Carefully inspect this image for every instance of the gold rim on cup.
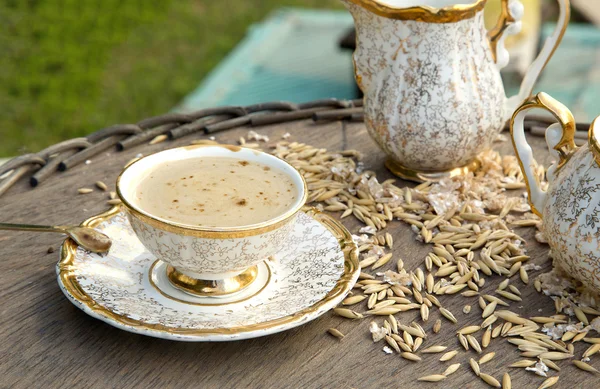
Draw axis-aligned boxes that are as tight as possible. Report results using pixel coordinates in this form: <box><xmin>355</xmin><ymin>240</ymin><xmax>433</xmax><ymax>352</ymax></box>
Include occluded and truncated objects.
<box><xmin>116</xmin><ymin>144</ymin><xmax>309</xmax><ymax>239</ymax></box>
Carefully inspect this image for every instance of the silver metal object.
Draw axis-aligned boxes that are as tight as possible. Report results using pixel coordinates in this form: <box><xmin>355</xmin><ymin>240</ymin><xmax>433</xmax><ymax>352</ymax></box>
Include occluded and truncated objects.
<box><xmin>0</xmin><ymin>222</ymin><xmax>111</xmax><ymax>253</ymax></box>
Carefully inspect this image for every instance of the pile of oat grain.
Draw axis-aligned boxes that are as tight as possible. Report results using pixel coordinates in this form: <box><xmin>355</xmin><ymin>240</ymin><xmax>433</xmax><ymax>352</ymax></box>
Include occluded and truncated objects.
<box><xmin>267</xmin><ymin>137</ymin><xmax>600</xmax><ymax>387</ymax></box>
<box><xmin>98</xmin><ymin>133</ymin><xmax>600</xmax><ymax>387</ymax></box>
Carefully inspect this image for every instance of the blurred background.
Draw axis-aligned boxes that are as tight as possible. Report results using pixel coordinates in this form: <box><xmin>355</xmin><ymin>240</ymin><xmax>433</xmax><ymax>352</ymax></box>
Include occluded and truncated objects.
<box><xmin>1</xmin><ymin>0</ymin><xmax>598</xmax><ymax>159</ymax></box>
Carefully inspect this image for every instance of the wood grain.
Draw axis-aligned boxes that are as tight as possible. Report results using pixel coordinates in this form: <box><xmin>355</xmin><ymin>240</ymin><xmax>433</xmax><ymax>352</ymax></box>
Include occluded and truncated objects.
<box><xmin>0</xmin><ymin>120</ymin><xmax>592</xmax><ymax>388</ymax></box>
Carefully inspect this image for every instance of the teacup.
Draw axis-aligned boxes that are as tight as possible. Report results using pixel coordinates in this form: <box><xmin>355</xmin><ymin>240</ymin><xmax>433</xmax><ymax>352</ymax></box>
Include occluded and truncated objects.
<box><xmin>116</xmin><ymin>145</ymin><xmax>308</xmax><ymax>296</ymax></box>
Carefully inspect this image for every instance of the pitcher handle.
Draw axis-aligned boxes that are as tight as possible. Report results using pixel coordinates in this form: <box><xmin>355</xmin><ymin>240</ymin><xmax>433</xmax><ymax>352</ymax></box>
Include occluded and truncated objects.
<box><xmin>510</xmin><ymin>92</ymin><xmax>576</xmax><ymax>216</ymax></box>
<box><xmin>488</xmin><ymin>0</ymin><xmax>522</xmax><ymax>66</ymax></box>
<box><xmin>488</xmin><ymin>0</ymin><xmax>570</xmax><ymax>112</ymax></box>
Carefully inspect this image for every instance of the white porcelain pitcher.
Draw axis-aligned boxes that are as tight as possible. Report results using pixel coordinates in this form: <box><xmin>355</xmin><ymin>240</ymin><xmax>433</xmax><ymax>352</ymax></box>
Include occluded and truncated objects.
<box><xmin>511</xmin><ymin>93</ymin><xmax>600</xmax><ymax>295</ymax></box>
<box><xmin>342</xmin><ymin>0</ymin><xmax>570</xmax><ymax>182</ymax></box>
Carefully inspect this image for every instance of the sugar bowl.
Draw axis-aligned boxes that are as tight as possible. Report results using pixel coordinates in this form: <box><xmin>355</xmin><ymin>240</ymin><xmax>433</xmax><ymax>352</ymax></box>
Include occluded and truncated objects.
<box><xmin>511</xmin><ymin>92</ymin><xmax>600</xmax><ymax>294</ymax></box>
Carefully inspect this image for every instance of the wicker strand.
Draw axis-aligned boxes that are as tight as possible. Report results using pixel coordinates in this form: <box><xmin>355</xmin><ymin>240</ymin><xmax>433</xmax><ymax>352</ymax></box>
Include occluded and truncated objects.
<box><xmin>0</xmin><ymin>98</ymin><xmax>591</xmax><ymax>197</ymax></box>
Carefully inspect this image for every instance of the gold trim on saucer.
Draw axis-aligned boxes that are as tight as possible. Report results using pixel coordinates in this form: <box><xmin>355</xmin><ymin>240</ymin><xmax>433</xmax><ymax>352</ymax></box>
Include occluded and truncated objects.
<box><xmin>385</xmin><ymin>158</ymin><xmax>481</xmax><ymax>183</ymax></box>
<box><xmin>166</xmin><ymin>264</ymin><xmax>259</xmax><ymax>297</ymax></box>
<box><xmin>344</xmin><ymin>0</ymin><xmax>486</xmax><ymax>23</ymax></box>
<box><xmin>116</xmin><ymin>144</ymin><xmax>309</xmax><ymax>239</ymax></box>
<box><xmin>57</xmin><ymin>205</ymin><xmax>360</xmax><ymax>337</ymax></box>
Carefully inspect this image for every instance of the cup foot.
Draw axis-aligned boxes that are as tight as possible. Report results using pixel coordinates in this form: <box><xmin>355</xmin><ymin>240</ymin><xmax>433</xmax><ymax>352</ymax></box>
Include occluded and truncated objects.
<box><xmin>166</xmin><ymin>265</ymin><xmax>259</xmax><ymax>297</ymax></box>
<box><xmin>385</xmin><ymin>158</ymin><xmax>481</xmax><ymax>183</ymax></box>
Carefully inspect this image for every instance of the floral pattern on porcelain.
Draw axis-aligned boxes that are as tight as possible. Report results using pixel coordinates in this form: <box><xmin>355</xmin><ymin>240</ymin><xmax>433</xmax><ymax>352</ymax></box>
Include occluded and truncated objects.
<box><xmin>543</xmin><ymin>147</ymin><xmax>600</xmax><ymax>294</ymax></box>
<box><xmin>346</xmin><ymin>2</ymin><xmax>506</xmax><ymax>171</ymax></box>
<box><xmin>57</xmin><ymin>209</ymin><xmax>358</xmax><ymax>341</ymax></box>
<box><xmin>342</xmin><ymin>0</ymin><xmax>570</xmax><ymax>175</ymax></box>
<box><xmin>127</xmin><ymin>210</ymin><xmax>297</xmax><ymax>277</ymax></box>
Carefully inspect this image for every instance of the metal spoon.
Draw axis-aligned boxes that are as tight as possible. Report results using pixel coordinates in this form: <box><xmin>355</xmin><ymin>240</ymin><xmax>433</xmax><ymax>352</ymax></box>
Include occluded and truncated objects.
<box><xmin>0</xmin><ymin>222</ymin><xmax>112</xmax><ymax>253</ymax></box>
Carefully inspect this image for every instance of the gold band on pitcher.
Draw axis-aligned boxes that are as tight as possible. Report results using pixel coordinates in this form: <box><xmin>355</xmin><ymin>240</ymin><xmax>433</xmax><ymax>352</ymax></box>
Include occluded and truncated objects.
<box><xmin>344</xmin><ymin>0</ymin><xmax>486</xmax><ymax>23</ymax></box>
<box><xmin>385</xmin><ymin>158</ymin><xmax>481</xmax><ymax>183</ymax></box>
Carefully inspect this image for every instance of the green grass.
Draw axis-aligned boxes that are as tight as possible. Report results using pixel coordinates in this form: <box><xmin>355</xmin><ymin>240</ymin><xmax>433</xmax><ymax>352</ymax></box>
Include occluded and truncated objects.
<box><xmin>0</xmin><ymin>0</ymin><xmax>340</xmax><ymax>157</ymax></box>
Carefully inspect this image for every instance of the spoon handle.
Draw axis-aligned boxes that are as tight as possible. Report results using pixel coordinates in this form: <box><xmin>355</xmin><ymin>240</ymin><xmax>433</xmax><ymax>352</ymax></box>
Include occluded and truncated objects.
<box><xmin>0</xmin><ymin>222</ymin><xmax>65</xmax><ymax>233</ymax></box>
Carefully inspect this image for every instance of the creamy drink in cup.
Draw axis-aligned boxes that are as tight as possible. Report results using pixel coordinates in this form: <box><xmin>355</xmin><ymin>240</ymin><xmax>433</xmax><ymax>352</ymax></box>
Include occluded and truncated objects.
<box><xmin>117</xmin><ymin>145</ymin><xmax>308</xmax><ymax>296</ymax></box>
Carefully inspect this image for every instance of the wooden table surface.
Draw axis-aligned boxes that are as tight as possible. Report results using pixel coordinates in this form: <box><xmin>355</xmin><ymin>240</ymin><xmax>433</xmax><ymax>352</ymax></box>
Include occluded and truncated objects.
<box><xmin>0</xmin><ymin>119</ymin><xmax>593</xmax><ymax>388</ymax></box>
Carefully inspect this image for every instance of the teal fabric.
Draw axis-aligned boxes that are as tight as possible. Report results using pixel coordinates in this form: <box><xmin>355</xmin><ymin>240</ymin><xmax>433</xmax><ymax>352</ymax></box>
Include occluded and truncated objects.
<box><xmin>534</xmin><ymin>23</ymin><xmax>600</xmax><ymax>122</ymax></box>
<box><xmin>178</xmin><ymin>8</ymin><xmax>355</xmax><ymax>111</ymax></box>
<box><xmin>180</xmin><ymin>9</ymin><xmax>600</xmax><ymax>122</ymax></box>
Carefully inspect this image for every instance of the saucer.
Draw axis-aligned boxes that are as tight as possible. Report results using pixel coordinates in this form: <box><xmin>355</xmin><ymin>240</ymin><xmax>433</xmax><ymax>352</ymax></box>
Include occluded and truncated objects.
<box><xmin>57</xmin><ymin>206</ymin><xmax>359</xmax><ymax>341</ymax></box>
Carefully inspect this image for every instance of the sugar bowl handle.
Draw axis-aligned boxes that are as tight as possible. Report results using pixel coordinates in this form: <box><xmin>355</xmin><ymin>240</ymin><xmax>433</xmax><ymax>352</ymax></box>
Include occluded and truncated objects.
<box><xmin>510</xmin><ymin>92</ymin><xmax>577</xmax><ymax>217</ymax></box>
